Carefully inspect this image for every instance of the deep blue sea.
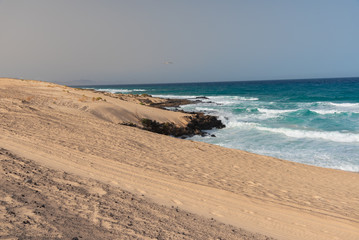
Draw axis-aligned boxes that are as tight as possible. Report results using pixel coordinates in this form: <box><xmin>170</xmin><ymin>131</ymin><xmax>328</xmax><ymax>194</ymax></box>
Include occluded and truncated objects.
<box><xmin>82</xmin><ymin>78</ymin><xmax>359</xmax><ymax>172</ymax></box>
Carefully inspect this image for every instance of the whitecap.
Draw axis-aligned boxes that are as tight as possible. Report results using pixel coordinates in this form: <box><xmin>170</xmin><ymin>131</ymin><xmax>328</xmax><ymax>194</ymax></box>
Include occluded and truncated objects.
<box><xmin>152</xmin><ymin>94</ymin><xmax>199</xmax><ymax>99</ymax></box>
<box><xmin>257</xmin><ymin>108</ymin><xmax>297</xmax><ymax>114</ymax></box>
<box><xmin>195</xmin><ymin>107</ymin><xmax>217</xmax><ymax>112</ymax></box>
<box><xmin>92</xmin><ymin>88</ymin><xmax>147</xmax><ymax>93</ymax></box>
<box><xmin>329</xmin><ymin>102</ymin><xmax>359</xmax><ymax>107</ymax></box>
<box><xmin>208</xmin><ymin>96</ymin><xmax>259</xmax><ymax>101</ymax></box>
<box><xmin>256</xmin><ymin>127</ymin><xmax>359</xmax><ymax>143</ymax></box>
<box><xmin>310</xmin><ymin>109</ymin><xmax>345</xmax><ymax>114</ymax></box>
<box><xmin>93</xmin><ymin>88</ymin><xmax>126</xmax><ymax>93</ymax></box>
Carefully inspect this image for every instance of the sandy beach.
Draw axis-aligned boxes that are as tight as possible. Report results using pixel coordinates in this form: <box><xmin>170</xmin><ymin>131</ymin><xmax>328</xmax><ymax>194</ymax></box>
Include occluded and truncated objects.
<box><xmin>1</xmin><ymin>78</ymin><xmax>358</xmax><ymax>240</ymax></box>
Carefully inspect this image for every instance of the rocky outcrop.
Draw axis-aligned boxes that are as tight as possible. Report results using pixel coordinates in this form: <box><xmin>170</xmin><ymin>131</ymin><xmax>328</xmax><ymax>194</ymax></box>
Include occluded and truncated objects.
<box><xmin>186</xmin><ymin>113</ymin><xmax>225</xmax><ymax>132</ymax></box>
<box><xmin>96</xmin><ymin>91</ymin><xmax>226</xmax><ymax>137</ymax></box>
<box><xmin>138</xmin><ymin>113</ymin><xmax>225</xmax><ymax>138</ymax></box>
<box><xmin>148</xmin><ymin>98</ymin><xmax>197</xmax><ymax>109</ymax></box>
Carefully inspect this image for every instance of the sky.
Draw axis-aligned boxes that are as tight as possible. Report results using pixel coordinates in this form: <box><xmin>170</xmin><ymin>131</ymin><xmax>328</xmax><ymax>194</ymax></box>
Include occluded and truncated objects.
<box><xmin>1</xmin><ymin>0</ymin><xmax>359</xmax><ymax>85</ymax></box>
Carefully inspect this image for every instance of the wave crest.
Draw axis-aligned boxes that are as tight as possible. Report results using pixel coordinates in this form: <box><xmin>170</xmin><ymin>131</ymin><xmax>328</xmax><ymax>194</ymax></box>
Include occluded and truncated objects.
<box><xmin>329</xmin><ymin>102</ymin><xmax>359</xmax><ymax>107</ymax></box>
<box><xmin>256</xmin><ymin>127</ymin><xmax>359</xmax><ymax>143</ymax></box>
<box><xmin>94</xmin><ymin>88</ymin><xmax>146</xmax><ymax>93</ymax></box>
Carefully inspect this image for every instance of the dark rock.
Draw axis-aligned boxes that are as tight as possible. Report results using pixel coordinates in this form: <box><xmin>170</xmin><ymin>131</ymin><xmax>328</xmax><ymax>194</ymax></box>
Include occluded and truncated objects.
<box><xmin>113</xmin><ymin>94</ymin><xmax>226</xmax><ymax>137</ymax></box>
<box><xmin>140</xmin><ymin>113</ymin><xmax>225</xmax><ymax>138</ymax></box>
<box><xmin>148</xmin><ymin>98</ymin><xmax>196</xmax><ymax>109</ymax></box>
<box><xmin>195</xmin><ymin>96</ymin><xmax>209</xmax><ymax>99</ymax></box>
<box><xmin>120</xmin><ymin>122</ymin><xmax>137</xmax><ymax>127</ymax></box>
<box><xmin>186</xmin><ymin>113</ymin><xmax>225</xmax><ymax>131</ymax></box>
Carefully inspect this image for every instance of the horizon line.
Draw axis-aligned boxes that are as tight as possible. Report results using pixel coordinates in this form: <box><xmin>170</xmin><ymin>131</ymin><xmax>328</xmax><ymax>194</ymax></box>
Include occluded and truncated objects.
<box><xmin>70</xmin><ymin>76</ymin><xmax>359</xmax><ymax>87</ymax></box>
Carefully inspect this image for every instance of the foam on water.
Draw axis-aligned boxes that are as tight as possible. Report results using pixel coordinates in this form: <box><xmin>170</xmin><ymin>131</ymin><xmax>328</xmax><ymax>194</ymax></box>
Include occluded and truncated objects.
<box><xmin>83</xmin><ymin>79</ymin><xmax>359</xmax><ymax>172</ymax></box>
<box><xmin>89</xmin><ymin>88</ymin><xmax>146</xmax><ymax>93</ymax></box>
<box><xmin>207</xmin><ymin>96</ymin><xmax>259</xmax><ymax>102</ymax></box>
<box><xmin>179</xmin><ymin>95</ymin><xmax>359</xmax><ymax>171</ymax></box>
<box><xmin>329</xmin><ymin>102</ymin><xmax>359</xmax><ymax>107</ymax></box>
<box><xmin>257</xmin><ymin>108</ymin><xmax>297</xmax><ymax>114</ymax></box>
<box><xmin>256</xmin><ymin>127</ymin><xmax>359</xmax><ymax>143</ymax></box>
<box><xmin>310</xmin><ymin>109</ymin><xmax>342</xmax><ymax>114</ymax></box>
<box><xmin>334</xmin><ymin>165</ymin><xmax>359</xmax><ymax>172</ymax></box>
<box><xmin>153</xmin><ymin>94</ymin><xmax>200</xmax><ymax>99</ymax></box>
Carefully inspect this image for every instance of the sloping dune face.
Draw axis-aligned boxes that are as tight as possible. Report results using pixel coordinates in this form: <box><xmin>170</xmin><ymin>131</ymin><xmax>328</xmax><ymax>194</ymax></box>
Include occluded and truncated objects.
<box><xmin>0</xmin><ymin>78</ymin><xmax>358</xmax><ymax>240</ymax></box>
<box><xmin>1</xmin><ymin>148</ymin><xmax>271</xmax><ymax>240</ymax></box>
<box><xmin>0</xmin><ymin>78</ymin><xmax>190</xmax><ymax>126</ymax></box>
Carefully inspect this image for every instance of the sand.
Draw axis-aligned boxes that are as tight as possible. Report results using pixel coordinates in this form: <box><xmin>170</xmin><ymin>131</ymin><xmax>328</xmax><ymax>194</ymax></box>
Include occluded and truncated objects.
<box><xmin>0</xmin><ymin>148</ymin><xmax>269</xmax><ymax>240</ymax></box>
<box><xmin>0</xmin><ymin>78</ymin><xmax>358</xmax><ymax>240</ymax></box>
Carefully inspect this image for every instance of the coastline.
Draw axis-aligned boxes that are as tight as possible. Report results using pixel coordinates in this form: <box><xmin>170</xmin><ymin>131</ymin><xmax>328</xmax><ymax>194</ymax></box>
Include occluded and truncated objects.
<box><xmin>1</xmin><ymin>78</ymin><xmax>358</xmax><ymax>240</ymax></box>
<box><xmin>86</xmin><ymin>88</ymin><xmax>226</xmax><ymax>137</ymax></box>
<box><xmin>88</xmin><ymin>81</ymin><xmax>359</xmax><ymax>172</ymax></box>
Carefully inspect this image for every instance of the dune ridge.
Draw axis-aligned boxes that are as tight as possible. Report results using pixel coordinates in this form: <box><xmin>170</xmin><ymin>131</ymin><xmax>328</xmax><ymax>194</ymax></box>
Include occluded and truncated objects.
<box><xmin>0</xmin><ymin>78</ymin><xmax>358</xmax><ymax>240</ymax></box>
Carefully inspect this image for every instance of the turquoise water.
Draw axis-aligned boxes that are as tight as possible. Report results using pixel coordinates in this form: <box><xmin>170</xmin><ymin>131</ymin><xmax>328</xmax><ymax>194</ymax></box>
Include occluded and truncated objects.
<box><xmin>82</xmin><ymin>78</ymin><xmax>359</xmax><ymax>172</ymax></box>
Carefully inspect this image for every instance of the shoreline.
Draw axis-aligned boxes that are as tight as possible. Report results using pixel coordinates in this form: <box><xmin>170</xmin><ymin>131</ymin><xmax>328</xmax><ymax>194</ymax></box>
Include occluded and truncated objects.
<box><xmin>87</xmin><ymin>88</ymin><xmax>226</xmax><ymax>137</ymax></box>
<box><xmin>1</xmin><ymin>78</ymin><xmax>358</xmax><ymax>240</ymax></box>
<box><xmin>88</xmin><ymin>87</ymin><xmax>359</xmax><ymax>173</ymax></box>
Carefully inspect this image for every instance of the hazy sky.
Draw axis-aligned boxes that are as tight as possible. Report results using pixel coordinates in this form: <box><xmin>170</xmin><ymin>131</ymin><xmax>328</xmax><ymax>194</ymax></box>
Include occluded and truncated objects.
<box><xmin>1</xmin><ymin>1</ymin><xmax>359</xmax><ymax>85</ymax></box>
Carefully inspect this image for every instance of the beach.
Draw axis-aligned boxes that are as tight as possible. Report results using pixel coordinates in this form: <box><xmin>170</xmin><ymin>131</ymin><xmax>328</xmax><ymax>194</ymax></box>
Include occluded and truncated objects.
<box><xmin>1</xmin><ymin>78</ymin><xmax>358</xmax><ymax>239</ymax></box>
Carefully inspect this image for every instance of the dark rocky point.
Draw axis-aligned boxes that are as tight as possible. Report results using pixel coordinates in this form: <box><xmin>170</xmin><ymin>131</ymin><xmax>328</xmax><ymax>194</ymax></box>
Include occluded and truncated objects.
<box><xmin>97</xmin><ymin>91</ymin><xmax>226</xmax><ymax>138</ymax></box>
<box><xmin>194</xmin><ymin>96</ymin><xmax>209</xmax><ymax>100</ymax></box>
<box><xmin>140</xmin><ymin>112</ymin><xmax>224</xmax><ymax>138</ymax></box>
<box><xmin>149</xmin><ymin>98</ymin><xmax>197</xmax><ymax>109</ymax></box>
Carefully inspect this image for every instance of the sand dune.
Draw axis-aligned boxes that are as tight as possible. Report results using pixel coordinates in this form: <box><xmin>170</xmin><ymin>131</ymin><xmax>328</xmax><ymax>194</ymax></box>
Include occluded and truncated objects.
<box><xmin>1</xmin><ymin>78</ymin><xmax>358</xmax><ymax>240</ymax></box>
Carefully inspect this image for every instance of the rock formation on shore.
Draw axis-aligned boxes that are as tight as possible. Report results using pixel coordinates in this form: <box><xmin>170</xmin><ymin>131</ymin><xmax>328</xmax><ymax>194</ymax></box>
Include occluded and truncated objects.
<box><xmin>99</xmin><ymin>91</ymin><xmax>226</xmax><ymax>137</ymax></box>
<box><xmin>136</xmin><ymin>112</ymin><xmax>225</xmax><ymax>137</ymax></box>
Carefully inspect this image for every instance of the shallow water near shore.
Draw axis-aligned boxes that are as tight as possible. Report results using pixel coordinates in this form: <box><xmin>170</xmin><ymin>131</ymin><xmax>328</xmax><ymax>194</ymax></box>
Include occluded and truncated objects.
<box><xmin>82</xmin><ymin>77</ymin><xmax>359</xmax><ymax>172</ymax></box>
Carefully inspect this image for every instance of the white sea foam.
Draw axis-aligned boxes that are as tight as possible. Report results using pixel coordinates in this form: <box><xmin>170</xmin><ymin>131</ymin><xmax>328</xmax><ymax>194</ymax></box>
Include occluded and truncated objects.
<box><xmin>332</xmin><ymin>165</ymin><xmax>359</xmax><ymax>172</ymax></box>
<box><xmin>256</xmin><ymin>127</ymin><xmax>359</xmax><ymax>143</ymax></box>
<box><xmin>294</xmin><ymin>101</ymin><xmax>359</xmax><ymax>114</ymax></box>
<box><xmin>152</xmin><ymin>95</ymin><xmax>199</xmax><ymax>99</ymax></box>
<box><xmin>226</xmin><ymin>121</ymin><xmax>259</xmax><ymax>128</ymax></box>
<box><xmin>179</xmin><ymin>95</ymin><xmax>359</xmax><ymax>172</ymax></box>
<box><xmin>91</xmin><ymin>88</ymin><xmax>121</xmax><ymax>93</ymax></box>
<box><xmin>194</xmin><ymin>107</ymin><xmax>217</xmax><ymax>112</ymax></box>
<box><xmin>208</xmin><ymin>96</ymin><xmax>259</xmax><ymax>101</ymax></box>
<box><xmin>94</xmin><ymin>88</ymin><xmax>146</xmax><ymax>93</ymax></box>
<box><xmin>309</xmin><ymin>104</ymin><xmax>359</xmax><ymax>114</ymax></box>
<box><xmin>310</xmin><ymin>109</ymin><xmax>345</xmax><ymax>114</ymax></box>
<box><xmin>257</xmin><ymin>108</ymin><xmax>297</xmax><ymax>114</ymax></box>
<box><xmin>152</xmin><ymin>95</ymin><xmax>258</xmax><ymax>107</ymax></box>
<box><xmin>329</xmin><ymin>102</ymin><xmax>359</xmax><ymax>107</ymax></box>
<box><xmin>207</xmin><ymin>96</ymin><xmax>258</xmax><ymax>105</ymax></box>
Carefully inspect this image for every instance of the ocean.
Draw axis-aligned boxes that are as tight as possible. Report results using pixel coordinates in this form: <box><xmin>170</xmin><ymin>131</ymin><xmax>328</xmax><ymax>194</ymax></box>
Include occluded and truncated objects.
<box><xmin>81</xmin><ymin>77</ymin><xmax>359</xmax><ymax>172</ymax></box>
